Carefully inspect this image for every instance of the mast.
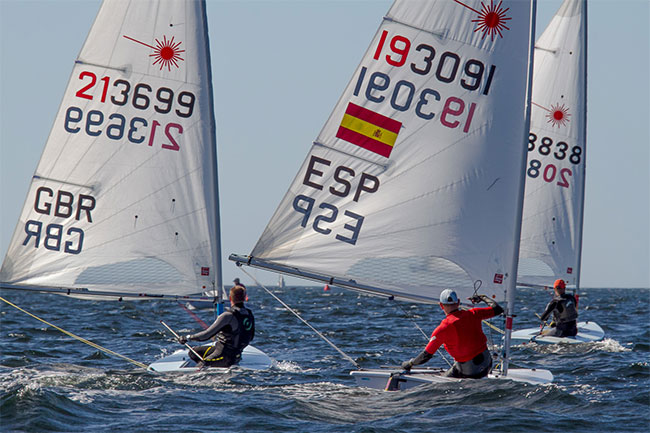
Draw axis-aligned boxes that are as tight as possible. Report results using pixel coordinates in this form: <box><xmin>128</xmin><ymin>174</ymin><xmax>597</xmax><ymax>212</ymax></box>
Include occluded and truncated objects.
<box><xmin>574</xmin><ymin>0</ymin><xmax>588</xmax><ymax>293</ymax></box>
<box><xmin>503</xmin><ymin>0</ymin><xmax>538</xmax><ymax>376</ymax></box>
<box><xmin>200</xmin><ymin>0</ymin><xmax>224</xmax><ymax>315</ymax></box>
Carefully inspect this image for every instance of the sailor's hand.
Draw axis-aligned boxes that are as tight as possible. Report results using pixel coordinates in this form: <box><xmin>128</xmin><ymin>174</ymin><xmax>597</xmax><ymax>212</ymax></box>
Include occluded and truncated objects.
<box><xmin>469</xmin><ymin>295</ymin><xmax>482</xmax><ymax>304</ymax></box>
<box><xmin>401</xmin><ymin>359</ymin><xmax>413</xmax><ymax>372</ymax></box>
<box><xmin>178</xmin><ymin>335</ymin><xmax>189</xmax><ymax>345</ymax></box>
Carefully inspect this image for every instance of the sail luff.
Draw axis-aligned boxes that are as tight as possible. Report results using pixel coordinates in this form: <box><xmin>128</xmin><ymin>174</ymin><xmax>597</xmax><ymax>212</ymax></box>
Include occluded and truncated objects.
<box><xmin>503</xmin><ymin>0</ymin><xmax>538</xmax><ymax>377</ymax></box>
<box><xmin>574</xmin><ymin>0</ymin><xmax>588</xmax><ymax>292</ymax></box>
<box><xmin>199</xmin><ymin>0</ymin><xmax>223</xmax><ymax>303</ymax></box>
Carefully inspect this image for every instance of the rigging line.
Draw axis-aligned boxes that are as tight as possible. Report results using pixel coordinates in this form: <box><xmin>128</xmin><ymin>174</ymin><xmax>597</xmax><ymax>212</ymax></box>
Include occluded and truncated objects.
<box><xmin>392</xmin><ymin>301</ymin><xmax>453</xmax><ymax>368</ymax></box>
<box><xmin>0</xmin><ymin>296</ymin><xmax>148</xmax><ymax>370</ymax></box>
<box><xmin>237</xmin><ymin>267</ymin><xmax>360</xmax><ymax>369</ymax></box>
<box><xmin>177</xmin><ymin>301</ymin><xmax>209</xmax><ymax>330</ymax></box>
<box><xmin>482</xmin><ymin>318</ymin><xmax>505</xmax><ymax>335</ymax></box>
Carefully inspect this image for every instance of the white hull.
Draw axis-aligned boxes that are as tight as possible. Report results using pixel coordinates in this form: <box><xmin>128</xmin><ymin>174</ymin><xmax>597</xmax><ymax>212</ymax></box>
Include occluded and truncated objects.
<box><xmin>511</xmin><ymin>321</ymin><xmax>604</xmax><ymax>345</ymax></box>
<box><xmin>148</xmin><ymin>344</ymin><xmax>272</xmax><ymax>373</ymax></box>
<box><xmin>350</xmin><ymin>367</ymin><xmax>553</xmax><ymax>391</ymax></box>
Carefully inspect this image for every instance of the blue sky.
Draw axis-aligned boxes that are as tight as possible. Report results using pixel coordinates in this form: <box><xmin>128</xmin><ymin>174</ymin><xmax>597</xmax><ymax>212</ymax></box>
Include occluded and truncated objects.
<box><xmin>1</xmin><ymin>0</ymin><xmax>648</xmax><ymax>288</ymax></box>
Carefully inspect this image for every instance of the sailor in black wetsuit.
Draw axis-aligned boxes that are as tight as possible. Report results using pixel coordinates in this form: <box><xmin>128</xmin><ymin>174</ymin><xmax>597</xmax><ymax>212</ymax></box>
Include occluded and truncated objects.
<box><xmin>539</xmin><ymin>279</ymin><xmax>578</xmax><ymax>337</ymax></box>
<box><xmin>179</xmin><ymin>285</ymin><xmax>255</xmax><ymax>367</ymax></box>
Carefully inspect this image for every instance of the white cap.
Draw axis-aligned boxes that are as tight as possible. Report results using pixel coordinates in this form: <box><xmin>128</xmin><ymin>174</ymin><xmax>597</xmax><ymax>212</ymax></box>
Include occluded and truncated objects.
<box><xmin>439</xmin><ymin>289</ymin><xmax>459</xmax><ymax>304</ymax></box>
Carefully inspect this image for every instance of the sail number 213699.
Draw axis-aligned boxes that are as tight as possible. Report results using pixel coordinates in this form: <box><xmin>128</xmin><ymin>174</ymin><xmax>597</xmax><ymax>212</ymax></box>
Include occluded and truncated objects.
<box><xmin>62</xmin><ymin>71</ymin><xmax>197</xmax><ymax>152</ymax></box>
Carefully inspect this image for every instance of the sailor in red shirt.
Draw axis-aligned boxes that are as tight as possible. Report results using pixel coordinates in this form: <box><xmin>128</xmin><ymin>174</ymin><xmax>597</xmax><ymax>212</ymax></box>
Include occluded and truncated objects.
<box><xmin>401</xmin><ymin>289</ymin><xmax>504</xmax><ymax>378</ymax></box>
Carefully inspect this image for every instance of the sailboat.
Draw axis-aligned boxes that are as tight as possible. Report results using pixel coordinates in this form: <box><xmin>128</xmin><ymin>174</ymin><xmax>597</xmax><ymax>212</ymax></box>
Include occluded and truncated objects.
<box><xmin>230</xmin><ymin>0</ymin><xmax>552</xmax><ymax>388</ymax></box>
<box><xmin>278</xmin><ymin>274</ymin><xmax>286</xmax><ymax>289</ymax></box>
<box><xmin>0</xmin><ymin>0</ymin><xmax>270</xmax><ymax>372</ymax></box>
<box><xmin>513</xmin><ymin>0</ymin><xmax>604</xmax><ymax>345</ymax></box>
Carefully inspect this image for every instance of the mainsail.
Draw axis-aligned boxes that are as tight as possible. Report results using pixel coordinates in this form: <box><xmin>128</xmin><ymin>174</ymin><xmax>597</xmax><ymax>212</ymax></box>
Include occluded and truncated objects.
<box><xmin>232</xmin><ymin>0</ymin><xmax>536</xmax><ymax>306</ymax></box>
<box><xmin>518</xmin><ymin>0</ymin><xmax>587</xmax><ymax>288</ymax></box>
<box><xmin>0</xmin><ymin>0</ymin><xmax>222</xmax><ymax>299</ymax></box>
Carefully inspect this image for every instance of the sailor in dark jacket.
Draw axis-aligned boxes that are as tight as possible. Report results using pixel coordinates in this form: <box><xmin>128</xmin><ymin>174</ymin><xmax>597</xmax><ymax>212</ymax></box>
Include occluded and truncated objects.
<box><xmin>179</xmin><ymin>285</ymin><xmax>255</xmax><ymax>367</ymax></box>
<box><xmin>539</xmin><ymin>279</ymin><xmax>578</xmax><ymax>337</ymax></box>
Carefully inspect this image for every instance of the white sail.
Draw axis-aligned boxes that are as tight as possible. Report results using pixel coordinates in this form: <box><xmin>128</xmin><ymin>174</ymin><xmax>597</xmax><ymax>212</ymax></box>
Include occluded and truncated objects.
<box><xmin>518</xmin><ymin>0</ymin><xmax>587</xmax><ymax>288</ymax></box>
<box><xmin>233</xmin><ymin>0</ymin><xmax>536</xmax><ymax>305</ymax></box>
<box><xmin>0</xmin><ymin>0</ymin><xmax>222</xmax><ymax>298</ymax></box>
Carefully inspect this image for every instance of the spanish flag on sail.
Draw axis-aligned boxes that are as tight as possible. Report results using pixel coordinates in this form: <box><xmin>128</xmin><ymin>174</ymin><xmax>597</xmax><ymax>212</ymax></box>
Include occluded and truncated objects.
<box><xmin>336</xmin><ymin>102</ymin><xmax>401</xmax><ymax>158</ymax></box>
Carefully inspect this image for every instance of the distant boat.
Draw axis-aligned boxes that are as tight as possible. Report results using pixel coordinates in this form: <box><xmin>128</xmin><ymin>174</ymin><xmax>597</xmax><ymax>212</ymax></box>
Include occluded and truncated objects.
<box><xmin>515</xmin><ymin>0</ymin><xmax>603</xmax><ymax>344</ymax></box>
<box><xmin>0</xmin><ymin>0</ymin><xmax>269</xmax><ymax>372</ymax></box>
<box><xmin>231</xmin><ymin>0</ymin><xmax>552</xmax><ymax>388</ymax></box>
<box><xmin>278</xmin><ymin>274</ymin><xmax>286</xmax><ymax>289</ymax></box>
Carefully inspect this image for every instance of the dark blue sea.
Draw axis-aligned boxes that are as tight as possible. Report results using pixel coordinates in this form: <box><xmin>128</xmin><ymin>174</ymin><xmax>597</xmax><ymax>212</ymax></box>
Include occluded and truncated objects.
<box><xmin>1</xmin><ymin>286</ymin><xmax>648</xmax><ymax>432</ymax></box>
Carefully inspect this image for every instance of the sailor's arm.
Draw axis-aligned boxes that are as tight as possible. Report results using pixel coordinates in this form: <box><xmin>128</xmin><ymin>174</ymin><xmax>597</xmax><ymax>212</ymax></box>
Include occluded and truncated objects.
<box><xmin>539</xmin><ymin>300</ymin><xmax>556</xmax><ymax>323</ymax></box>
<box><xmin>187</xmin><ymin>312</ymin><xmax>232</xmax><ymax>342</ymax></box>
<box><xmin>470</xmin><ymin>294</ymin><xmax>504</xmax><ymax>316</ymax></box>
<box><xmin>401</xmin><ymin>335</ymin><xmax>442</xmax><ymax>372</ymax></box>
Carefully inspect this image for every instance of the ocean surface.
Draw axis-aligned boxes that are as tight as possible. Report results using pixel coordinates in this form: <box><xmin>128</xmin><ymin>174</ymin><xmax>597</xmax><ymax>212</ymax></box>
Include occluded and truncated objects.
<box><xmin>1</xmin><ymin>286</ymin><xmax>648</xmax><ymax>432</ymax></box>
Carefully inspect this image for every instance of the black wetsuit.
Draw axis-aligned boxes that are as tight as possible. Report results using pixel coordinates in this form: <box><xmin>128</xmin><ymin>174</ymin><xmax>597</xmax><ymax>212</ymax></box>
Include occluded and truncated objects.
<box><xmin>540</xmin><ymin>293</ymin><xmax>578</xmax><ymax>337</ymax></box>
<box><xmin>187</xmin><ymin>304</ymin><xmax>255</xmax><ymax>367</ymax></box>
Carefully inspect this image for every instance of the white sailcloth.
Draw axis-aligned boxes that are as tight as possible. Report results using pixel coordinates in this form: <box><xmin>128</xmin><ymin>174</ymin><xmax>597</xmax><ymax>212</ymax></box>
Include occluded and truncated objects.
<box><xmin>0</xmin><ymin>0</ymin><xmax>222</xmax><ymax>297</ymax></box>
<box><xmin>236</xmin><ymin>0</ymin><xmax>536</xmax><ymax>304</ymax></box>
<box><xmin>518</xmin><ymin>0</ymin><xmax>587</xmax><ymax>288</ymax></box>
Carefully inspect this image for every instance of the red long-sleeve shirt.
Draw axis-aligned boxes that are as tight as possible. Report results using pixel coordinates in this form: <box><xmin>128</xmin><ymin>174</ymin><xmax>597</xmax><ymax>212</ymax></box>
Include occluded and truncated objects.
<box><xmin>425</xmin><ymin>307</ymin><xmax>497</xmax><ymax>363</ymax></box>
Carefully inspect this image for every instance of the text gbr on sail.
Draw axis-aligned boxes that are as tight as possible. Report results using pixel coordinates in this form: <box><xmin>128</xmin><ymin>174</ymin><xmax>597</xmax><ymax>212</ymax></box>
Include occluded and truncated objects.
<box><xmin>22</xmin><ymin>187</ymin><xmax>96</xmax><ymax>255</ymax></box>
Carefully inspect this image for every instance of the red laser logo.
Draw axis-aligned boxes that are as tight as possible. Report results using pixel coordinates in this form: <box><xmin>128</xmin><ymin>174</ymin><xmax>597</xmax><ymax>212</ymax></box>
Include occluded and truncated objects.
<box><xmin>534</xmin><ymin>102</ymin><xmax>571</xmax><ymax>128</ymax></box>
<box><xmin>123</xmin><ymin>35</ymin><xmax>185</xmax><ymax>71</ymax></box>
<box><xmin>454</xmin><ymin>0</ymin><xmax>512</xmax><ymax>40</ymax></box>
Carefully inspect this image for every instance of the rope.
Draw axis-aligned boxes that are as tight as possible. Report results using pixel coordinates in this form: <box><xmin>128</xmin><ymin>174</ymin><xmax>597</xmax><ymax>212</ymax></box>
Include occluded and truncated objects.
<box><xmin>238</xmin><ymin>267</ymin><xmax>360</xmax><ymax>369</ymax></box>
<box><xmin>0</xmin><ymin>295</ymin><xmax>148</xmax><ymax>370</ymax></box>
<box><xmin>482</xmin><ymin>318</ymin><xmax>505</xmax><ymax>335</ymax></box>
<box><xmin>392</xmin><ymin>301</ymin><xmax>453</xmax><ymax>368</ymax></box>
<box><xmin>177</xmin><ymin>301</ymin><xmax>209</xmax><ymax>330</ymax></box>
<box><xmin>393</xmin><ymin>302</ymin><xmax>429</xmax><ymax>340</ymax></box>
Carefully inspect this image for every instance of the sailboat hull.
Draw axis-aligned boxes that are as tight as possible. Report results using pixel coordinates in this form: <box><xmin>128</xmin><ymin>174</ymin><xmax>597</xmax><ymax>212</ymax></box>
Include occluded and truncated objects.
<box><xmin>148</xmin><ymin>344</ymin><xmax>272</xmax><ymax>373</ymax></box>
<box><xmin>511</xmin><ymin>321</ymin><xmax>604</xmax><ymax>345</ymax></box>
<box><xmin>350</xmin><ymin>367</ymin><xmax>553</xmax><ymax>390</ymax></box>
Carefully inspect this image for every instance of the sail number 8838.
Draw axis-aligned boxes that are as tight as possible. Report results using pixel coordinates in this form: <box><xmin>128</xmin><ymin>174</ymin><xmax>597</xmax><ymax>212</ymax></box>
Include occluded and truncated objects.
<box><xmin>527</xmin><ymin>133</ymin><xmax>583</xmax><ymax>189</ymax></box>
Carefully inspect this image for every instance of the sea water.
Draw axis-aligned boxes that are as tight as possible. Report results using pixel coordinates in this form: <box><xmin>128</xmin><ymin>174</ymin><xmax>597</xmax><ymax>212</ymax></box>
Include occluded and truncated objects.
<box><xmin>1</xmin><ymin>287</ymin><xmax>648</xmax><ymax>432</ymax></box>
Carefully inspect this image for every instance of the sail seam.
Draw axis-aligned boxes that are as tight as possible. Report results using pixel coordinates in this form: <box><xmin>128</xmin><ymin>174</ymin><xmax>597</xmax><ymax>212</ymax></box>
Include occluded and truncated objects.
<box><xmin>312</xmin><ymin>141</ymin><xmax>388</xmax><ymax>169</ymax></box>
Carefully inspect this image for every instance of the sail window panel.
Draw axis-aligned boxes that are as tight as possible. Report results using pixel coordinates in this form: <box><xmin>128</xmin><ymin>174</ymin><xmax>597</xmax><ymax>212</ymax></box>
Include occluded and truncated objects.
<box><xmin>347</xmin><ymin>256</ymin><xmax>474</xmax><ymax>296</ymax></box>
<box><xmin>75</xmin><ymin>257</ymin><xmax>184</xmax><ymax>285</ymax></box>
<box><xmin>517</xmin><ymin>257</ymin><xmax>556</xmax><ymax>287</ymax></box>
